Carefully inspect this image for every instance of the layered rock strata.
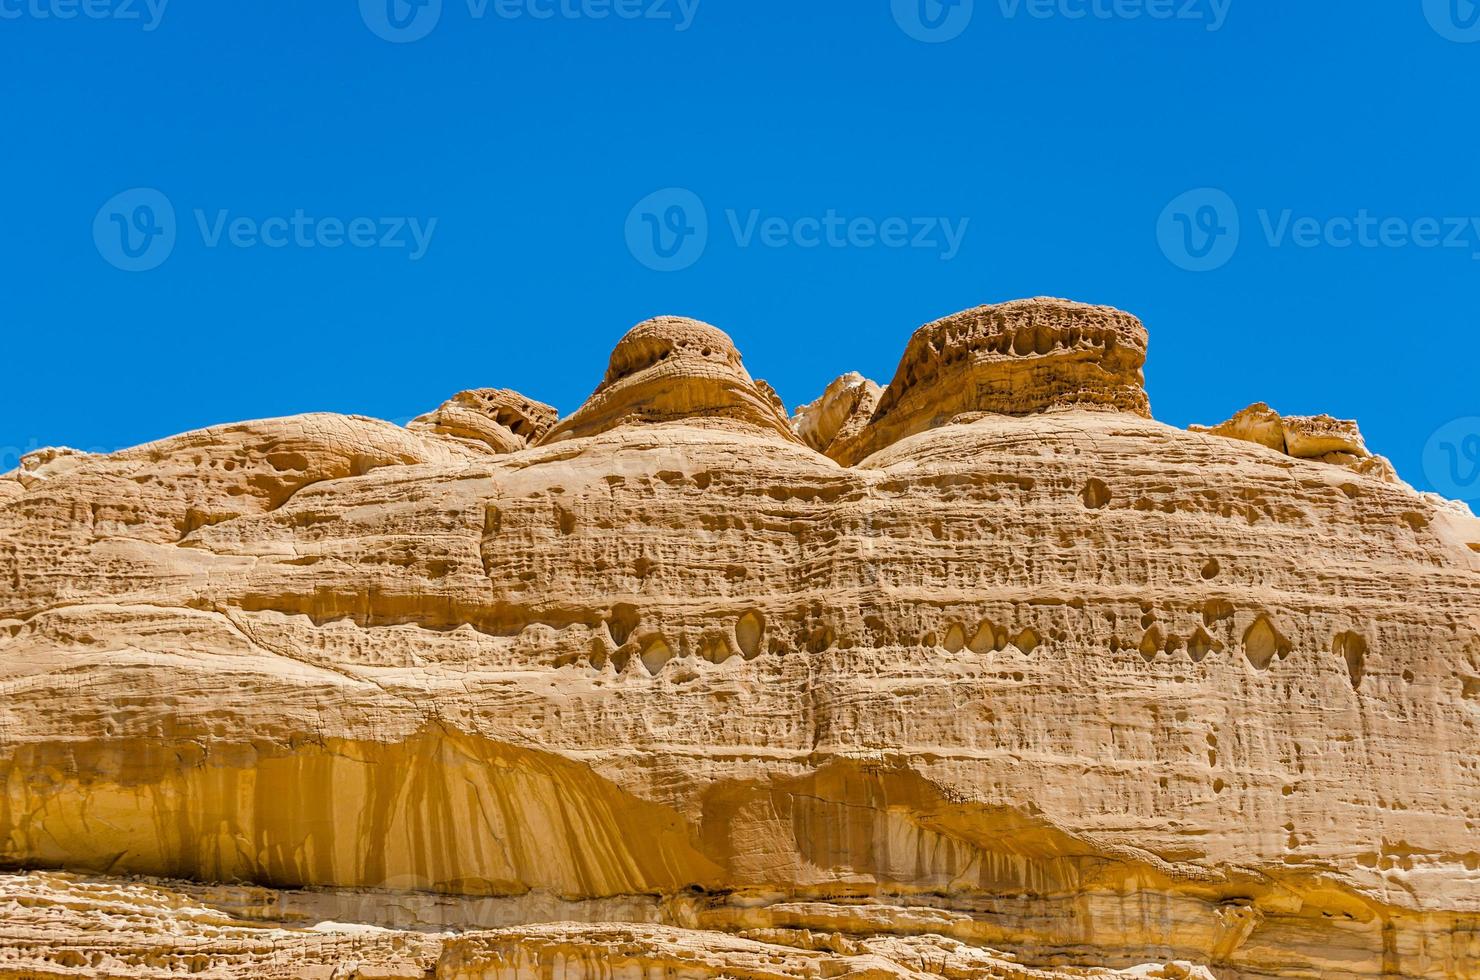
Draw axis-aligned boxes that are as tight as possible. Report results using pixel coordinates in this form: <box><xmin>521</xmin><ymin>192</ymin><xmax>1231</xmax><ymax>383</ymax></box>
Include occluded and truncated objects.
<box><xmin>0</xmin><ymin>300</ymin><xmax>1477</xmax><ymax>979</ymax></box>
<box><xmin>539</xmin><ymin>315</ymin><xmax>798</xmax><ymax>444</ymax></box>
<box><xmin>409</xmin><ymin>388</ymin><xmax>558</xmax><ymax>455</ymax></box>
<box><xmin>828</xmin><ymin>297</ymin><xmax>1151</xmax><ymax>465</ymax></box>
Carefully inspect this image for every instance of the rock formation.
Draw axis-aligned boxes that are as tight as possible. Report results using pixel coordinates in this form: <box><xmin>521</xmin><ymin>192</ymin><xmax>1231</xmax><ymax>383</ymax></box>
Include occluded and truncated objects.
<box><xmin>828</xmin><ymin>298</ymin><xmax>1151</xmax><ymax>465</ymax></box>
<box><xmin>408</xmin><ymin>388</ymin><xmax>558</xmax><ymax>455</ymax></box>
<box><xmin>539</xmin><ymin>315</ymin><xmax>799</xmax><ymax>445</ymax></box>
<box><xmin>791</xmin><ymin>371</ymin><xmax>883</xmax><ymax>455</ymax></box>
<box><xmin>1191</xmin><ymin>402</ymin><xmax>1401</xmax><ymax>484</ymax></box>
<box><xmin>0</xmin><ymin>298</ymin><xmax>1477</xmax><ymax>979</ymax></box>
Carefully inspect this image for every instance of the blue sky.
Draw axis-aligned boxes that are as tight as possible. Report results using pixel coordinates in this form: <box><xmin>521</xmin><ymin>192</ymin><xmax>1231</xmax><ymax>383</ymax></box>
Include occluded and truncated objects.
<box><xmin>2</xmin><ymin>2</ymin><xmax>1477</xmax><ymax>499</ymax></box>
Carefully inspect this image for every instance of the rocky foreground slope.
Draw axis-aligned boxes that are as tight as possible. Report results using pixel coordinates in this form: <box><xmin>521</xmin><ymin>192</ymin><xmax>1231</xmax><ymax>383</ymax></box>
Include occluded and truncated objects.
<box><xmin>1</xmin><ymin>298</ymin><xmax>1477</xmax><ymax>979</ymax></box>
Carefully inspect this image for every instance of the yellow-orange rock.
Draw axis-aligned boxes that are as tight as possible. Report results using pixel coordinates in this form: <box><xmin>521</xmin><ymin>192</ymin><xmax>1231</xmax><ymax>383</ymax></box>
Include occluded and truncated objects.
<box><xmin>0</xmin><ymin>872</ymin><xmax>1215</xmax><ymax>979</ymax></box>
<box><xmin>409</xmin><ymin>388</ymin><xmax>558</xmax><ymax>455</ymax></box>
<box><xmin>1193</xmin><ymin>402</ymin><xmax>1403</xmax><ymax>485</ymax></box>
<box><xmin>829</xmin><ymin>297</ymin><xmax>1150</xmax><ymax>465</ymax></box>
<box><xmin>0</xmin><ymin>302</ymin><xmax>1477</xmax><ymax>979</ymax></box>
<box><xmin>791</xmin><ymin>371</ymin><xmax>883</xmax><ymax>455</ymax></box>
<box><xmin>540</xmin><ymin>315</ymin><xmax>798</xmax><ymax>445</ymax></box>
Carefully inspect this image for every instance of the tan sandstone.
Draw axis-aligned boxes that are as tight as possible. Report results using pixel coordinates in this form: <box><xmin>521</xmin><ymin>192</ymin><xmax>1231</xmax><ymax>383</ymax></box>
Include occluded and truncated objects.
<box><xmin>1192</xmin><ymin>403</ymin><xmax>1402</xmax><ymax>485</ymax></box>
<box><xmin>408</xmin><ymin>388</ymin><xmax>558</xmax><ymax>455</ymax></box>
<box><xmin>0</xmin><ymin>300</ymin><xmax>1477</xmax><ymax>979</ymax></box>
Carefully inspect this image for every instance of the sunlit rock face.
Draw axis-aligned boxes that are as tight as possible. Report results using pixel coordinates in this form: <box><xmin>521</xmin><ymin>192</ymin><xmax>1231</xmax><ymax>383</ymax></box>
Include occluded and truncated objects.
<box><xmin>539</xmin><ymin>315</ymin><xmax>799</xmax><ymax>445</ymax></box>
<box><xmin>409</xmin><ymin>388</ymin><xmax>559</xmax><ymax>455</ymax></box>
<box><xmin>827</xmin><ymin>297</ymin><xmax>1151</xmax><ymax>465</ymax></box>
<box><xmin>1</xmin><ymin>301</ymin><xmax>1478</xmax><ymax>979</ymax></box>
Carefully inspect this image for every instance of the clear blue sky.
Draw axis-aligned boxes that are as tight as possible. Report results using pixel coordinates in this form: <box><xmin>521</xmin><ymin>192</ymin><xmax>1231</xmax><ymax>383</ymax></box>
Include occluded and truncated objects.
<box><xmin>3</xmin><ymin>2</ymin><xmax>1477</xmax><ymax>497</ymax></box>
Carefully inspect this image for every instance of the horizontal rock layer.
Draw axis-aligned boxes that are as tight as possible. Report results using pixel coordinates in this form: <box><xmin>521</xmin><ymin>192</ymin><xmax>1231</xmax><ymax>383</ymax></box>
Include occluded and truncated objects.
<box><xmin>0</xmin><ymin>872</ymin><xmax>1219</xmax><ymax>979</ymax></box>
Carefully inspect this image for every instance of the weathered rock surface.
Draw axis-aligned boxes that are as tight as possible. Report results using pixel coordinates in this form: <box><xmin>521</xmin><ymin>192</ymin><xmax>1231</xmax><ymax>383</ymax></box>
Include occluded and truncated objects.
<box><xmin>1192</xmin><ymin>403</ymin><xmax>1401</xmax><ymax>484</ymax></box>
<box><xmin>829</xmin><ymin>298</ymin><xmax>1151</xmax><ymax>465</ymax></box>
<box><xmin>1</xmin><ymin>300</ymin><xmax>1477</xmax><ymax>979</ymax></box>
<box><xmin>0</xmin><ymin>872</ymin><xmax>1214</xmax><ymax>980</ymax></box>
<box><xmin>540</xmin><ymin>315</ymin><xmax>799</xmax><ymax>445</ymax></box>
<box><xmin>792</xmin><ymin>371</ymin><xmax>883</xmax><ymax>455</ymax></box>
<box><xmin>408</xmin><ymin>388</ymin><xmax>558</xmax><ymax>455</ymax></box>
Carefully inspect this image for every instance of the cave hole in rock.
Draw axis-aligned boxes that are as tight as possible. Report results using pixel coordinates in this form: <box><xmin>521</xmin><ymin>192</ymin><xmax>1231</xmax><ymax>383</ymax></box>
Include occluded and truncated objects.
<box><xmin>942</xmin><ymin>623</ymin><xmax>966</xmax><ymax>653</ymax></box>
<box><xmin>1139</xmin><ymin>627</ymin><xmax>1164</xmax><ymax>662</ymax></box>
<box><xmin>1189</xmin><ymin>627</ymin><xmax>1216</xmax><ymax>663</ymax></box>
<box><xmin>1081</xmin><ymin>478</ymin><xmax>1112</xmax><ymax>510</ymax></box>
<box><xmin>607</xmin><ymin>603</ymin><xmax>640</xmax><ymax>646</ymax></box>
<box><xmin>968</xmin><ymin>619</ymin><xmax>1003</xmax><ymax>654</ymax></box>
<box><xmin>1333</xmin><ymin>631</ymin><xmax>1368</xmax><ymax>690</ymax></box>
<box><xmin>641</xmin><ymin>636</ymin><xmax>675</xmax><ymax>675</ymax></box>
<box><xmin>1243</xmin><ymin>615</ymin><xmax>1291</xmax><ymax>670</ymax></box>
<box><xmin>735</xmin><ymin>611</ymin><xmax>764</xmax><ymax>659</ymax></box>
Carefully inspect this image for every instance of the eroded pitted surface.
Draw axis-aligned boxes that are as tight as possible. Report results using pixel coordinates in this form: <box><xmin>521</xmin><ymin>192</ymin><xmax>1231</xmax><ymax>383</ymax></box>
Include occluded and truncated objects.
<box><xmin>408</xmin><ymin>388</ymin><xmax>558</xmax><ymax>455</ymax></box>
<box><xmin>539</xmin><ymin>315</ymin><xmax>799</xmax><ymax>444</ymax></box>
<box><xmin>830</xmin><ymin>297</ymin><xmax>1151</xmax><ymax>465</ymax></box>
<box><xmin>1192</xmin><ymin>402</ymin><xmax>1401</xmax><ymax>484</ymax></box>
<box><xmin>1</xmin><ymin>302</ymin><xmax>1478</xmax><ymax>979</ymax></box>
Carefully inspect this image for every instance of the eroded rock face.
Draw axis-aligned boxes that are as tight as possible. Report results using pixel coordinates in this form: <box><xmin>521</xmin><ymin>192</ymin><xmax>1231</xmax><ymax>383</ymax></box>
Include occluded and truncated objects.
<box><xmin>1</xmin><ymin>300</ymin><xmax>1477</xmax><ymax>980</ymax></box>
<box><xmin>540</xmin><ymin>316</ymin><xmax>799</xmax><ymax>445</ymax></box>
<box><xmin>1193</xmin><ymin>402</ymin><xmax>1401</xmax><ymax>484</ymax></box>
<box><xmin>830</xmin><ymin>297</ymin><xmax>1151</xmax><ymax>465</ymax></box>
<box><xmin>0</xmin><ymin>873</ymin><xmax>1214</xmax><ymax>980</ymax></box>
<box><xmin>791</xmin><ymin>371</ymin><xmax>883</xmax><ymax>457</ymax></box>
<box><xmin>409</xmin><ymin>388</ymin><xmax>558</xmax><ymax>455</ymax></box>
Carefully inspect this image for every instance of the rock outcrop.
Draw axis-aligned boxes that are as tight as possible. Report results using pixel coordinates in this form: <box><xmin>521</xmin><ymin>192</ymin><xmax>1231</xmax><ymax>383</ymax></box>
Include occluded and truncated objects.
<box><xmin>829</xmin><ymin>297</ymin><xmax>1151</xmax><ymax>465</ymax></box>
<box><xmin>539</xmin><ymin>316</ymin><xmax>799</xmax><ymax>445</ymax></box>
<box><xmin>1</xmin><ymin>300</ymin><xmax>1477</xmax><ymax>979</ymax></box>
<box><xmin>1192</xmin><ymin>402</ymin><xmax>1401</xmax><ymax>483</ymax></box>
<box><xmin>409</xmin><ymin>388</ymin><xmax>558</xmax><ymax>455</ymax></box>
<box><xmin>791</xmin><ymin>371</ymin><xmax>883</xmax><ymax>456</ymax></box>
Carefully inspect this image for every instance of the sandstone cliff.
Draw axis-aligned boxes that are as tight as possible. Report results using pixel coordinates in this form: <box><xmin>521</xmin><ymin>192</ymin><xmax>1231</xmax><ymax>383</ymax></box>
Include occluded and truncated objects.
<box><xmin>1</xmin><ymin>298</ymin><xmax>1477</xmax><ymax>979</ymax></box>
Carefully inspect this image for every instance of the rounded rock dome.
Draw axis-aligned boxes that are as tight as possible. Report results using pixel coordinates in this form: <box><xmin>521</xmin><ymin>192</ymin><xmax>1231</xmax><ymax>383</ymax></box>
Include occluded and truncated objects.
<box><xmin>539</xmin><ymin>316</ymin><xmax>797</xmax><ymax>445</ymax></box>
